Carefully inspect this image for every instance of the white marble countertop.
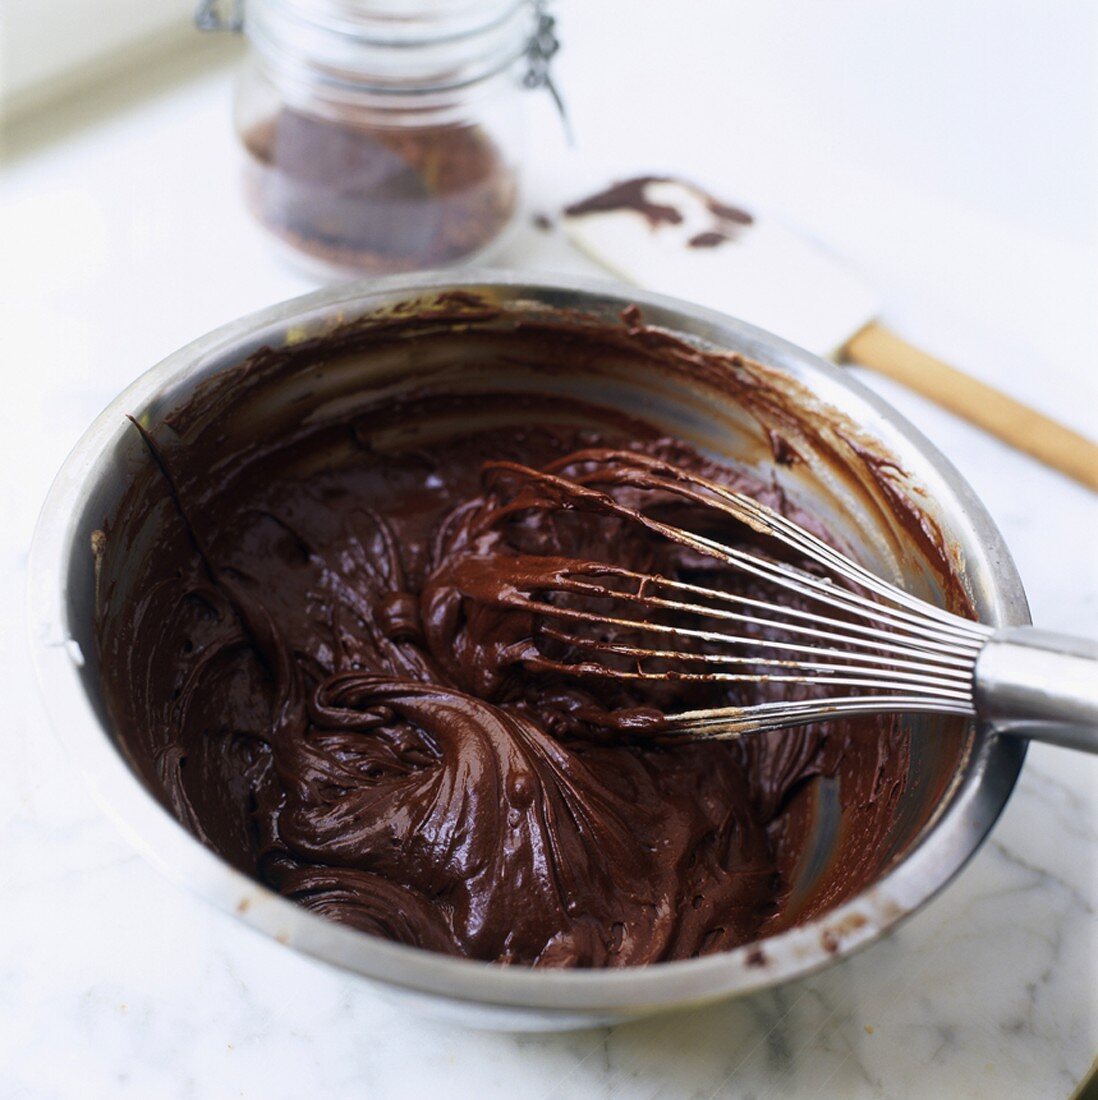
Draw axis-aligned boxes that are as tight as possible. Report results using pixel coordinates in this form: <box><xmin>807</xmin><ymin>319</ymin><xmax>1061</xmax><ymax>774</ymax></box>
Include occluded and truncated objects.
<box><xmin>3</xmin><ymin>4</ymin><xmax>1096</xmax><ymax>1096</ymax></box>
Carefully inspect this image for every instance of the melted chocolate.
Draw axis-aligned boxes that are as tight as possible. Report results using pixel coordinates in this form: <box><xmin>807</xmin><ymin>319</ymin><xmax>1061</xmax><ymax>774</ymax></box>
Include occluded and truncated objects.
<box><xmin>688</xmin><ymin>230</ymin><xmax>730</xmax><ymax>248</ymax></box>
<box><xmin>566</xmin><ymin>176</ymin><xmax>754</xmax><ymax>246</ymax></box>
<box><xmin>564</xmin><ymin>176</ymin><xmax>685</xmax><ymax>228</ymax></box>
<box><xmin>94</xmin><ymin>306</ymin><xmax>969</xmax><ymax>969</ymax></box>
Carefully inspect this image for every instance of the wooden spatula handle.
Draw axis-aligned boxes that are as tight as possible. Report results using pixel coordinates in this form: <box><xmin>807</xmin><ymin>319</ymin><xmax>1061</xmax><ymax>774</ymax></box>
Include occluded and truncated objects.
<box><xmin>844</xmin><ymin>322</ymin><xmax>1098</xmax><ymax>492</ymax></box>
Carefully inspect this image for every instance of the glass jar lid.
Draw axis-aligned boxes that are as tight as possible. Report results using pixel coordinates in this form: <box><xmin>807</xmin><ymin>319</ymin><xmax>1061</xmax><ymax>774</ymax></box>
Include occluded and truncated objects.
<box><xmin>241</xmin><ymin>0</ymin><xmax>542</xmax><ymax>94</ymax></box>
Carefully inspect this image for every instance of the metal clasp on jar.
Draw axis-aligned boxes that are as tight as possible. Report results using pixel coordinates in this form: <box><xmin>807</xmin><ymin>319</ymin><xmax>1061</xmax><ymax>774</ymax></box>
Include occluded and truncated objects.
<box><xmin>195</xmin><ymin>0</ymin><xmax>243</xmax><ymax>33</ymax></box>
<box><xmin>523</xmin><ymin>2</ymin><xmax>569</xmax><ymax>138</ymax></box>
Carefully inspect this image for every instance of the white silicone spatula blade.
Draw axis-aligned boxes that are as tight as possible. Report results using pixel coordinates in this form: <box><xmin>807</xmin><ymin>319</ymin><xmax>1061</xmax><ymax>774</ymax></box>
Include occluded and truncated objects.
<box><xmin>559</xmin><ymin>175</ymin><xmax>1098</xmax><ymax>492</ymax></box>
<box><xmin>563</xmin><ymin>178</ymin><xmax>878</xmax><ymax>359</ymax></box>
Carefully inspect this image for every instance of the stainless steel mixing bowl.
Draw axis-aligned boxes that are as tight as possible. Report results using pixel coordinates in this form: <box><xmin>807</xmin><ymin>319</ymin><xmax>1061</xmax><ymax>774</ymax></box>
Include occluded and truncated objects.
<box><xmin>27</xmin><ymin>272</ymin><xmax>1028</xmax><ymax>1030</ymax></box>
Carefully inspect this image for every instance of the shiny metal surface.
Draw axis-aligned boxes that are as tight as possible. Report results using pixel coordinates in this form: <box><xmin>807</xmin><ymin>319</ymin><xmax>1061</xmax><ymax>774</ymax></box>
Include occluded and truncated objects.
<box><xmin>977</xmin><ymin>627</ymin><xmax>1098</xmax><ymax>752</ymax></box>
<box><xmin>487</xmin><ymin>452</ymin><xmax>991</xmax><ymax>736</ymax></box>
<box><xmin>27</xmin><ymin>271</ymin><xmax>1030</xmax><ymax>1030</ymax></box>
<box><xmin>503</xmin><ymin>455</ymin><xmax>1098</xmax><ymax>751</ymax></box>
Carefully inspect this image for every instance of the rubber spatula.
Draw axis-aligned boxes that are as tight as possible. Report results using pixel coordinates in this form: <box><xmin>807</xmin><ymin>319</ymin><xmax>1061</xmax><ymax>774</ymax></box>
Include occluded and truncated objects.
<box><xmin>562</xmin><ymin>177</ymin><xmax>1098</xmax><ymax>492</ymax></box>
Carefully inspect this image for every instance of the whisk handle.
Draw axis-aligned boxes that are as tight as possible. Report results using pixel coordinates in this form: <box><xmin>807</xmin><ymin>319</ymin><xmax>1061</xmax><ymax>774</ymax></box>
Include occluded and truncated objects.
<box><xmin>975</xmin><ymin>627</ymin><xmax>1098</xmax><ymax>753</ymax></box>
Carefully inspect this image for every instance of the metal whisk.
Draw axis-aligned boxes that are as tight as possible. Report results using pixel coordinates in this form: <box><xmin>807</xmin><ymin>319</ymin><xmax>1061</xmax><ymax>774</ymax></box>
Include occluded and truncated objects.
<box><xmin>460</xmin><ymin>450</ymin><xmax>1098</xmax><ymax>754</ymax></box>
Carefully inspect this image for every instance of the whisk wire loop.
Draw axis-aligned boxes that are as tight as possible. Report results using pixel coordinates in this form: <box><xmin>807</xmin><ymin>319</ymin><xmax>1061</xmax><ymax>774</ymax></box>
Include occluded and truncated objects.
<box><xmin>465</xmin><ymin>451</ymin><xmax>994</xmax><ymax>737</ymax></box>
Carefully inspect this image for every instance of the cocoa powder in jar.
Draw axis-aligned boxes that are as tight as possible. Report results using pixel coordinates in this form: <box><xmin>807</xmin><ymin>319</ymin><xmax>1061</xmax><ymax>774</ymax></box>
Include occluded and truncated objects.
<box><xmin>243</xmin><ymin>108</ymin><xmax>518</xmax><ymax>274</ymax></box>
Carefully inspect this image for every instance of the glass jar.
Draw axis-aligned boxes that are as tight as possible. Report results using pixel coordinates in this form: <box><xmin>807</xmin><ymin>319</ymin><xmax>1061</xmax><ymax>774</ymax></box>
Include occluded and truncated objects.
<box><xmin>201</xmin><ymin>0</ymin><xmax>557</xmax><ymax>278</ymax></box>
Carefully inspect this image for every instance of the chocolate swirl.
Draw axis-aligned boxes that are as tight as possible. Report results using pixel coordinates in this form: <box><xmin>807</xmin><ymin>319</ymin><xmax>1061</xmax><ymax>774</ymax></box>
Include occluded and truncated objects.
<box><xmin>97</xmin><ymin>412</ymin><xmax>911</xmax><ymax>967</ymax></box>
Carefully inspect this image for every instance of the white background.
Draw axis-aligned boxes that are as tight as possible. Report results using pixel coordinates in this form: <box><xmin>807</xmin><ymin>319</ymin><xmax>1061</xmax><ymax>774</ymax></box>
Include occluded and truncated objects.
<box><xmin>2</xmin><ymin>2</ymin><xmax>1096</xmax><ymax>1097</ymax></box>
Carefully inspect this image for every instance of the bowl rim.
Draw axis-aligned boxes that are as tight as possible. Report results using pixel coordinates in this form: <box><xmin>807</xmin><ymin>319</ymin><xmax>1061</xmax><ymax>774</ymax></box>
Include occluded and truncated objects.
<box><xmin>26</xmin><ymin>269</ymin><xmax>1028</xmax><ymax>1015</ymax></box>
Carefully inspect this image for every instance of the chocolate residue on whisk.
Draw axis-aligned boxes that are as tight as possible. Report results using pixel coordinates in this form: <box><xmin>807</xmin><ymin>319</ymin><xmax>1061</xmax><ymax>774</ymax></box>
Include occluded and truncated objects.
<box><xmin>93</xmin><ymin>299</ymin><xmax>972</xmax><ymax>968</ymax></box>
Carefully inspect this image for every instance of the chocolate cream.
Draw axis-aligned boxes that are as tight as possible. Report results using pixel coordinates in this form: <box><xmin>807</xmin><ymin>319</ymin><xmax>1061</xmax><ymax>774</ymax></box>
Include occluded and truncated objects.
<box><xmin>94</xmin><ymin>300</ymin><xmax>971</xmax><ymax>968</ymax></box>
<box><xmin>564</xmin><ymin>175</ymin><xmax>755</xmax><ymax>248</ymax></box>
